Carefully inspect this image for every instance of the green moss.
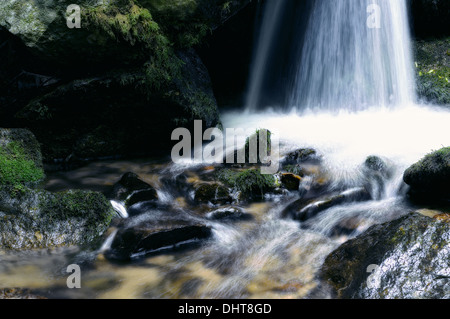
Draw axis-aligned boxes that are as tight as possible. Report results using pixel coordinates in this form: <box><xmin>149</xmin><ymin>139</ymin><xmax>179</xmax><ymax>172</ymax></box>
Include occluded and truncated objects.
<box><xmin>83</xmin><ymin>0</ymin><xmax>182</xmax><ymax>90</ymax></box>
<box><xmin>414</xmin><ymin>38</ymin><xmax>450</xmax><ymax>105</ymax></box>
<box><xmin>216</xmin><ymin>168</ymin><xmax>276</xmax><ymax>198</ymax></box>
<box><xmin>0</xmin><ymin>142</ymin><xmax>44</xmax><ymax>187</ymax></box>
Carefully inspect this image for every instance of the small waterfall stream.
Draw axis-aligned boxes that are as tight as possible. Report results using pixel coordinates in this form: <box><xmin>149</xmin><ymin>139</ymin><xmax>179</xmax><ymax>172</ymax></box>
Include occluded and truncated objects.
<box><xmin>0</xmin><ymin>0</ymin><xmax>448</xmax><ymax>299</ymax></box>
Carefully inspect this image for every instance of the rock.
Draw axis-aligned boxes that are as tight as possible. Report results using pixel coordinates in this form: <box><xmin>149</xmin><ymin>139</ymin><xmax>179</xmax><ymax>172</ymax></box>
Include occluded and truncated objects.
<box><xmin>216</xmin><ymin>168</ymin><xmax>277</xmax><ymax>200</ymax></box>
<box><xmin>110</xmin><ymin>172</ymin><xmax>158</xmax><ymax>207</ymax></box>
<box><xmin>0</xmin><ymin>0</ymin><xmax>253</xmax><ymax>161</ymax></box>
<box><xmin>362</xmin><ymin>155</ymin><xmax>393</xmax><ymax>200</ymax></box>
<box><xmin>319</xmin><ymin>213</ymin><xmax>450</xmax><ymax>299</ymax></box>
<box><xmin>403</xmin><ymin>147</ymin><xmax>450</xmax><ymax>202</ymax></box>
<box><xmin>194</xmin><ymin>183</ymin><xmax>231</xmax><ymax>205</ymax></box>
<box><xmin>0</xmin><ymin>128</ymin><xmax>45</xmax><ymax>187</ymax></box>
<box><xmin>282</xmin><ymin>148</ymin><xmax>320</xmax><ymax>165</ymax></box>
<box><xmin>205</xmin><ymin>206</ymin><xmax>252</xmax><ymax>221</ymax></box>
<box><xmin>282</xmin><ymin>188</ymin><xmax>371</xmax><ymax>222</ymax></box>
<box><xmin>106</xmin><ymin>218</ymin><xmax>212</xmax><ymax>261</ymax></box>
<box><xmin>0</xmin><ymin>186</ymin><xmax>115</xmax><ymax>250</ymax></box>
<box><xmin>14</xmin><ymin>52</ymin><xmax>220</xmax><ymax>161</ymax></box>
<box><xmin>280</xmin><ymin>173</ymin><xmax>302</xmax><ymax>191</ymax></box>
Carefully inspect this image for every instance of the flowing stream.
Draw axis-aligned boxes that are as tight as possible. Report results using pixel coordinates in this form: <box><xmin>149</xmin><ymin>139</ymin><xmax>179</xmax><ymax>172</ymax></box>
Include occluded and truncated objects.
<box><xmin>0</xmin><ymin>0</ymin><xmax>449</xmax><ymax>299</ymax></box>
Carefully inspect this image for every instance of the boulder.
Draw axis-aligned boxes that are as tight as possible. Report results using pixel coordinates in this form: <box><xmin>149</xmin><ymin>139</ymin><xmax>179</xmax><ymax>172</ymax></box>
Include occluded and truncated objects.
<box><xmin>0</xmin><ymin>186</ymin><xmax>115</xmax><ymax>250</ymax></box>
<box><xmin>319</xmin><ymin>213</ymin><xmax>450</xmax><ymax>299</ymax></box>
<box><xmin>403</xmin><ymin>147</ymin><xmax>450</xmax><ymax>202</ymax></box>
<box><xmin>106</xmin><ymin>217</ymin><xmax>212</xmax><ymax>260</ymax></box>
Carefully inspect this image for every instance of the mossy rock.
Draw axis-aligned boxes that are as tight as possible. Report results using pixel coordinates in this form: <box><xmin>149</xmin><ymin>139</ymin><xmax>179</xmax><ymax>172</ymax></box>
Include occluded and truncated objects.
<box><xmin>0</xmin><ymin>186</ymin><xmax>115</xmax><ymax>250</ymax></box>
<box><xmin>319</xmin><ymin>213</ymin><xmax>450</xmax><ymax>299</ymax></box>
<box><xmin>414</xmin><ymin>38</ymin><xmax>450</xmax><ymax>105</ymax></box>
<box><xmin>403</xmin><ymin>147</ymin><xmax>450</xmax><ymax>201</ymax></box>
<box><xmin>216</xmin><ymin>168</ymin><xmax>277</xmax><ymax>200</ymax></box>
<box><xmin>194</xmin><ymin>183</ymin><xmax>231</xmax><ymax>205</ymax></box>
<box><xmin>0</xmin><ymin>128</ymin><xmax>45</xmax><ymax>187</ymax></box>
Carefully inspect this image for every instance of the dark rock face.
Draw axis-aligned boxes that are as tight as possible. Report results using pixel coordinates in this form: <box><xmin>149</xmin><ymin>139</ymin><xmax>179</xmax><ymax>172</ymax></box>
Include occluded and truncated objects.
<box><xmin>403</xmin><ymin>147</ymin><xmax>450</xmax><ymax>202</ymax></box>
<box><xmin>0</xmin><ymin>0</ymin><xmax>251</xmax><ymax>162</ymax></box>
<box><xmin>319</xmin><ymin>213</ymin><xmax>450</xmax><ymax>299</ymax></box>
<box><xmin>282</xmin><ymin>148</ymin><xmax>320</xmax><ymax>165</ymax></box>
<box><xmin>106</xmin><ymin>216</ymin><xmax>212</xmax><ymax>261</ymax></box>
<box><xmin>410</xmin><ymin>0</ymin><xmax>450</xmax><ymax>38</ymax></box>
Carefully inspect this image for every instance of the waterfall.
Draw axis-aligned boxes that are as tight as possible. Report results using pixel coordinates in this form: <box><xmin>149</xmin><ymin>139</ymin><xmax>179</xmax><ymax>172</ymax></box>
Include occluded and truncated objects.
<box><xmin>245</xmin><ymin>0</ymin><xmax>287</xmax><ymax>111</ymax></box>
<box><xmin>245</xmin><ymin>0</ymin><xmax>416</xmax><ymax>112</ymax></box>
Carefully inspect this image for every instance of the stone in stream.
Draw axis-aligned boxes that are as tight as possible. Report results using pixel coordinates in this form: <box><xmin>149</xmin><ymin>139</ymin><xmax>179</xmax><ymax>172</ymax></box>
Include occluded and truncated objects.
<box><xmin>280</xmin><ymin>173</ymin><xmax>302</xmax><ymax>191</ymax></box>
<box><xmin>194</xmin><ymin>183</ymin><xmax>232</xmax><ymax>205</ymax></box>
<box><xmin>403</xmin><ymin>147</ymin><xmax>450</xmax><ymax>203</ymax></box>
<box><xmin>205</xmin><ymin>206</ymin><xmax>252</xmax><ymax>221</ymax></box>
<box><xmin>282</xmin><ymin>187</ymin><xmax>371</xmax><ymax>222</ymax></box>
<box><xmin>109</xmin><ymin>172</ymin><xmax>158</xmax><ymax>208</ymax></box>
<box><xmin>319</xmin><ymin>213</ymin><xmax>450</xmax><ymax>299</ymax></box>
<box><xmin>282</xmin><ymin>148</ymin><xmax>321</xmax><ymax>165</ymax></box>
<box><xmin>106</xmin><ymin>219</ymin><xmax>212</xmax><ymax>261</ymax></box>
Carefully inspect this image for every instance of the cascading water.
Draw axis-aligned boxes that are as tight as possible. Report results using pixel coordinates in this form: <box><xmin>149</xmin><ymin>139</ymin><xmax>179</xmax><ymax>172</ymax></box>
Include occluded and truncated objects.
<box><xmin>1</xmin><ymin>0</ymin><xmax>449</xmax><ymax>300</ymax></box>
<box><xmin>290</xmin><ymin>0</ymin><xmax>416</xmax><ymax>111</ymax></box>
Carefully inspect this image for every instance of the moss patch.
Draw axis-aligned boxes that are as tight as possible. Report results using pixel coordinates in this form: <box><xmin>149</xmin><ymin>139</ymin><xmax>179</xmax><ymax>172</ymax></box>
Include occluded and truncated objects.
<box><xmin>216</xmin><ymin>168</ymin><xmax>276</xmax><ymax>199</ymax></box>
<box><xmin>414</xmin><ymin>37</ymin><xmax>450</xmax><ymax>105</ymax></box>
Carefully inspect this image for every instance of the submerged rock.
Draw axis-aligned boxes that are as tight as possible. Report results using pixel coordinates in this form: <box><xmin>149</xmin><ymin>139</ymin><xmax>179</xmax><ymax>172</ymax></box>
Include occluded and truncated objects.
<box><xmin>320</xmin><ymin>213</ymin><xmax>450</xmax><ymax>299</ymax></box>
<box><xmin>106</xmin><ymin>218</ymin><xmax>212</xmax><ymax>261</ymax></box>
<box><xmin>109</xmin><ymin>172</ymin><xmax>158</xmax><ymax>208</ymax></box>
<box><xmin>282</xmin><ymin>187</ymin><xmax>371</xmax><ymax>222</ymax></box>
<box><xmin>403</xmin><ymin>147</ymin><xmax>450</xmax><ymax>202</ymax></box>
<box><xmin>205</xmin><ymin>206</ymin><xmax>252</xmax><ymax>221</ymax></box>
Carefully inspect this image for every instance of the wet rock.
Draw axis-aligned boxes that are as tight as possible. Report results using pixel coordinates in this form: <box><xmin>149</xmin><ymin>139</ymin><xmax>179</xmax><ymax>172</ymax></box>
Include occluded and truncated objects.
<box><xmin>320</xmin><ymin>213</ymin><xmax>450</xmax><ymax>299</ymax></box>
<box><xmin>205</xmin><ymin>206</ymin><xmax>252</xmax><ymax>221</ymax></box>
<box><xmin>282</xmin><ymin>148</ymin><xmax>320</xmax><ymax>165</ymax></box>
<box><xmin>106</xmin><ymin>219</ymin><xmax>212</xmax><ymax>261</ymax></box>
<box><xmin>0</xmin><ymin>186</ymin><xmax>115</xmax><ymax>250</ymax></box>
<box><xmin>194</xmin><ymin>183</ymin><xmax>231</xmax><ymax>205</ymax></box>
<box><xmin>403</xmin><ymin>147</ymin><xmax>450</xmax><ymax>202</ymax></box>
<box><xmin>362</xmin><ymin>155</ymin><xmax>393</xmax><ymax>200</ymax></box>
<box><xmin>110</xmin><ymin>172</ymin><xmax>157</xmax><ymax>207</ymax></box>
<box><xmin>216</xmin><ymin>168</ymin><xmax>277</xmax><ymax>200</ymax></box>
<box><xmin>282</xmin><ymin>187</ymin><xmax>371</xmax><ymax>222</ymax></box>
<box><xmin>280</xmin><ymin>173</ymin><xmax>302</xmax><ymax>191</ymax></box>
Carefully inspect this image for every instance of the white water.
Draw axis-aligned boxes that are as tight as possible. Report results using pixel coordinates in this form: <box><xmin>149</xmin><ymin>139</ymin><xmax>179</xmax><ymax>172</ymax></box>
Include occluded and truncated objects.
<box><xmin>290</xmin><ymin>0</ymin><xmax>416</xmax><ymax>110</ymax></box>
<box><xmin>223</xmin><ymin>104</ymin><xmax>450</xmax><ymax>194</ymax></box>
